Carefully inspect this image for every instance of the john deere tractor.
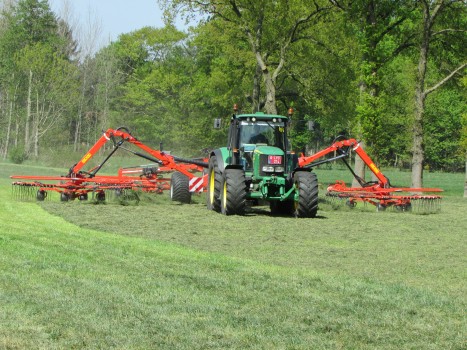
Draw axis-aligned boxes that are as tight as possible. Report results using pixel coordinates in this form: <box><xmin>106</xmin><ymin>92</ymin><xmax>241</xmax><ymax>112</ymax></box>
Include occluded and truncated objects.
<box><xmin>207</xmin><ymin>109</ymin><xmax>318</xmax><ymax>217</ymax></box>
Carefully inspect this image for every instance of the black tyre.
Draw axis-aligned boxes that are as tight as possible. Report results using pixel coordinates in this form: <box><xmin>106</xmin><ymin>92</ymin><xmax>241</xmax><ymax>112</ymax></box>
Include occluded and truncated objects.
<box><xmin>220</xmin><ymin>168</ymin><xmax>246</xmax><ymax>215</ymax></box>
<box><xmin>96</xmin><ymin>191</ymin><xmax>105</xmax><ymax>202</ymax></box>
<box><xmin>170</xmin><ymin>172</ymin><xmax>191</xmax><ymax>204</ymax></box>
<box><xmin>36</xmin><ymin>190</ymin><xmax>46</xmax><ymax>201</ymax></box>
<box><xmin>79</xmin><ymin>193</ymin><xmax>88</xmax><ymax>201</ymax></box>
<box><xmin>207</xmin><ymin>156</ymin><xmax>222</xmax><ymax>212</ymax></box>
<box><xmin>60</xmin><ymin>192</ymin><xmax>69</xmax><ymax>202</ymax></box>
<box><xmin>293</xmin><ymin>171</ymin><xmax>319</xmax><ymax>218</ymax></box>
<box><xmin>376</xmin><ymin>203</ymin><xmax>386</xmax><ymax>212</ymax></box>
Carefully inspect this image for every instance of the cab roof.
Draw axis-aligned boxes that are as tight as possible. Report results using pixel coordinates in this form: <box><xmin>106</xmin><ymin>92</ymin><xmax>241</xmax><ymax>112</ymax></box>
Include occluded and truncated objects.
<box><xmin>235</xmin><ymin>112</ymin><xmax>289</xmax><ymax>121</ymax></box>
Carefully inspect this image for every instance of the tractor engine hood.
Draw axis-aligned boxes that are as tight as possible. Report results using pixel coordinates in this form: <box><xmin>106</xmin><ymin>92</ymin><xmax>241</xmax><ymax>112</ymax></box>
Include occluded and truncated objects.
<box><xmin>252</xmin><ymin>146</ymin><xmax>286</xmax><ymax>178</ymax></box>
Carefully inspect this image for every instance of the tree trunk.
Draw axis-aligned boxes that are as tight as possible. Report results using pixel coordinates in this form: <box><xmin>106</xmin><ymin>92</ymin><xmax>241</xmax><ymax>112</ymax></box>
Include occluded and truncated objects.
<box><xmin>25</xmin><ymin>69</ymin><xmax>32</xmax><ymax>155</ymax></box>
<box><xmin>74</xmin><ymin>118</ymin><xmax>81</xmax><ymax>152</ymax></box>
<box><xmin>464</xmin><ymin>155</ymin><xmax>467</xmax><ymax>198</ymax></box>
<box><xmin>252</xmin><ymin>63</ymin><xmax>261</xmax><ymax>112</ymax></box>
<box><xmin>411</xmin><ymin>89</ymin><xmax>425</xmax><ymax>188</ymax></box>
<box><xmin>352</xmin><ymin>139</ymin><xmax>366</xmax><ymax>187</ymax></box>
<box><xmin>14</xmin><ymin>118</ymin><xmax>19</xmax><ymax>147</ymax></box>
<box><xmin>411</xmin><ymin>5</ymin><xmax>430</xmax><ymax>189</ymax></box>
<box><xmin>33</xmin><ymin>91</ymin><xmax>39</xmax><ymax>157</ymax></box>
<box><xmin>4</xmin><ymin>97</ymin><xmax>13</xmax><ymax>160</ymax></box>
<box><xmin>253</xmin><ymin>47</ymin><xmax>277</xmax><ymax>114</ymax></box>
<box><xmin>263</xmin><ymin>70</ymin><xmax>277</xmax><ymax>114</ymax></box>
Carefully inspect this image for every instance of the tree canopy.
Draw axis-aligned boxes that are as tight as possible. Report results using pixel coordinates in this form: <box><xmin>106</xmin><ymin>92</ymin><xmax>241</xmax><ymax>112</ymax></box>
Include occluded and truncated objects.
<box><xmin>0</xmin><ymin>0</ymin><xmax>465</xmax><ymax>182</ymax></box>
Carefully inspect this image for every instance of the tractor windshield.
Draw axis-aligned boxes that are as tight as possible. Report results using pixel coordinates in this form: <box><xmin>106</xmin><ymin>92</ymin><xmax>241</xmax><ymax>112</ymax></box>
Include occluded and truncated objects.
<box><xmin>239</xmin><ymin>121</ymin><xmax>286</xmax><ymax>150</ymax></box>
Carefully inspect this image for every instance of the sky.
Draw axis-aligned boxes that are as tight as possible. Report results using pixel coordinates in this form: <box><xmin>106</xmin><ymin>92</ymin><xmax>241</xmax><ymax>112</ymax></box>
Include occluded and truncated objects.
<box><xmin>47</xmin><ymin>0</ymin><xmax>170</xmax><ymax>48</ymax></box>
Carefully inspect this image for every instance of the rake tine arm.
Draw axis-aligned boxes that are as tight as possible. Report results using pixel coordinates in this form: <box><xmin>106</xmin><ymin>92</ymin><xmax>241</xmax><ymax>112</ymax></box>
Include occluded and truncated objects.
<box><xmin>298</xmin><ymin>138</ymin><xmax>390</xmax><ymax>187</ymax></box>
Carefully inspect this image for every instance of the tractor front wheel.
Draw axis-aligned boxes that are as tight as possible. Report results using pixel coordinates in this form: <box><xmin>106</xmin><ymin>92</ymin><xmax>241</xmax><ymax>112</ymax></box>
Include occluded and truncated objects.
<box><xmin>207</xmin><ymin>156</ymin><xmax>222</xmax><ymax>212</ymax></box>
<box><xmin>220</xmin><ymin>168</ymin><xmax>246</xmax><ymax>216</ymax></box>
<box><xmin>170</xmin><ymin>172</ymin><xmax>191</xmax><ymax>204</ymax></box>
<box><xmin>293</xmin><ymin>171</ymin><xmax>318</xmax><ymax>218</ymax></box>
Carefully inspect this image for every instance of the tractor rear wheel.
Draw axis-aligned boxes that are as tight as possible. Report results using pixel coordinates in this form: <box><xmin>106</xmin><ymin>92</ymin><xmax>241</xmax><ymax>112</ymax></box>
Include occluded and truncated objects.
<box><xmin>170</xmin><ymin>172</ymin><xmax>191</xmax><ymax>204</ymax></box>
<box><xmin>220</xmin><ymin>168</ymin><xmax>246</xmax><ymax>215</ymax></box>
<box><xmin>293</xmin><ymin>171</ymin><xmax>318</xmax><ymax>218</ymax></box>
<box><xmin>207</xmin><ymin>156</ymin><xmax>222</xmax><ymax>212</ymax></box>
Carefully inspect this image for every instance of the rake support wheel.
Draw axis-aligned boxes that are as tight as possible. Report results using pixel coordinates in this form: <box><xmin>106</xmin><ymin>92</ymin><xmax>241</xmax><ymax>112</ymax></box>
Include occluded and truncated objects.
<box><xmin>36</xmin><ymin>190</ymin><xmax>46</xmax><ymax>201</ymax></box>
<box><xmin>170</xmin><ymin>172</ymin><xmax>191</xmax><ymax>204</ymax></box>
<box><xmin>96</xmin><ymin>191</ymin><xmax>105</xmax><ymax>202</ymax></box>
<box><xmin>293</xmin><ymin>171</ymin><xmax>319</xmax><ymax>218</ymax></box>
<box><xmin>60</xmin><ymin>192</ymin><xmax>69</xmax><ymax>202</ymax></box>
<box><xmin>220</xmin><ymin>168</ymin><xmax>246</xmax><ymax>216</ymax></box>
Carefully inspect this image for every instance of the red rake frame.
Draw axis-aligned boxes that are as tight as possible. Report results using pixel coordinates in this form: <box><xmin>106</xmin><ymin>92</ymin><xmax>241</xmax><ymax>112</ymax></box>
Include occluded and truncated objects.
<box><xmin>298</xmin><ymin>138</ymin><xmax>443</xmax><ymax>211</ymax></box>
<box><xmin>11</xmin><ymin>127</ymin><xmax>208</xmax><ymax>201</ymax></box>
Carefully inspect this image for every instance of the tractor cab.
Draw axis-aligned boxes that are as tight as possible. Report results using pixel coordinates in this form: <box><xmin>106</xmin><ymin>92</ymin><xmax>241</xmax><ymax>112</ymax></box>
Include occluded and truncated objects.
<box><xmin>226</xmin><ymin>112</ymin><xmax>292</xmax><ymax>178</ymax></box>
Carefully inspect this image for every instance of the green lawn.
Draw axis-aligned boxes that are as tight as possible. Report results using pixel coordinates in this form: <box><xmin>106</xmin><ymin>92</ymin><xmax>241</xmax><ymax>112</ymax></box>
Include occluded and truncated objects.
<box><xmin>1</xmin><ymin>163</ymin><xmax>466</xmax><ymax>349</ymax></box>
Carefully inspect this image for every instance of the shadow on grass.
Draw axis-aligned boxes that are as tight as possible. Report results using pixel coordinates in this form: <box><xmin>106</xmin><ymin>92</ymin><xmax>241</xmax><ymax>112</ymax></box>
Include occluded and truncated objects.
<box><xmin>245</xmin><ymin>206</ymin><xmax>328</xmax><ymax>219</ymax></box>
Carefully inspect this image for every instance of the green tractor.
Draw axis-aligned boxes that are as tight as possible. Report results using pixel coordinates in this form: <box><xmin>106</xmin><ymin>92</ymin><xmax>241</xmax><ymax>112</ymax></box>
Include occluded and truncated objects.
<box><xmin>207</xmin><ymin>109</ymin><xmax>318</xmax><ymax>217</ymax></box>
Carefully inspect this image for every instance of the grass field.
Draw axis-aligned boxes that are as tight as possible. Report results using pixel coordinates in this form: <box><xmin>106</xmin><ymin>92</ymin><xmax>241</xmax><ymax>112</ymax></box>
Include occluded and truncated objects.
<box><xmin>1</xmin><ymin>162</ymin><xmax>466</xmax><ymax>349</ymax></box>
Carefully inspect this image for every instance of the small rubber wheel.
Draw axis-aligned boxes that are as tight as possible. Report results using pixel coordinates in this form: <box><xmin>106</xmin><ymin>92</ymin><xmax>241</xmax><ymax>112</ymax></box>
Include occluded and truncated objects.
<box><xmin>96</xmin><ymin>191</ymin><xmax>105</xmax><ymax>202</ymax></box>
<box><xmin>376</xmin><ymin>203</ymin><xmax>386</xmax><ymax>212</ymax></box>
<box><xmin>36</xmin><ymin>190</ymin><xmax>46</xmax><ymax>201</ymax></box>
<box><xmin>60</xmin><ymin>192</ymin><xmax>69</xmax><ymax>202</ymax></box>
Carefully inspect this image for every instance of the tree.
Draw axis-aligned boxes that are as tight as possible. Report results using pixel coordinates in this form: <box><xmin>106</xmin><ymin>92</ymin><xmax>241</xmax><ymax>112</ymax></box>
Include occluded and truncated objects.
<box><xmin>16</xmin><ymin>42</ymin><xmax>79</xmax><ymax>156</ymax></box>
<box><xmin>159</xmin><ymin>0</ymin><xmax>332</xmax><ymax>114</ymax></box>
<box><xmin>330</xmin><ymin>0</ymin><xmax>418</xmax><ymax>185</ymax></box>
<box><xmin>460</xmin><ymin>76</ymin><xmax>467</xmax><ymax>198</ymax></box>
<box><xmin>0</xmin><ymin>0</ymin><xmax>77</xmax><ymax>158</ymax></box>
<box><xmin>410</xmin><ymin>0</ymin><xmax>466</xmax><ymax>187</ymax></box>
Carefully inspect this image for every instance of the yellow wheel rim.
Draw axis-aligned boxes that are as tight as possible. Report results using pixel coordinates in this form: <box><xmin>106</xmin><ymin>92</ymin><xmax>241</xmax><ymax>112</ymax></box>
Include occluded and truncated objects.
<box><xmin>222</xmin><ymin>181</ymin><xmax>227</xmax><ymax>210</ymax></box>
<box><xmin>209</xmin><ymin>169</ymin><xmax>215</xmax><ymax>204</ymax></box>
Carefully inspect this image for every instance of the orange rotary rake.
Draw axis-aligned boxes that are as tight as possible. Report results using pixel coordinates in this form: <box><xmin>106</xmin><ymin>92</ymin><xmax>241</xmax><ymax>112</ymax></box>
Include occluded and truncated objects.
<box><xmin>11</xmin><ymin>127</ymin><xmax>207</xmax><ymax>202</ymax></box>
<box><xmin>298</xmin><ymin>138</ymin><xmax>443</xmax><ymax>213</ymax></box>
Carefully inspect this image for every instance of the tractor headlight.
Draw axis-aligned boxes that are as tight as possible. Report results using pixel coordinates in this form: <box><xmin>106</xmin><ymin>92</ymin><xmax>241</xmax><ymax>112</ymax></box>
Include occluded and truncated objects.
<box><xmin>262</xmin><ymin>166</ymin><xmax>284</xmax><ymax>173</ymax></box>
<box><xmin>274</xmin><ymin>166</ymin><xmax>284</xmax><ymax>173</ymax></box>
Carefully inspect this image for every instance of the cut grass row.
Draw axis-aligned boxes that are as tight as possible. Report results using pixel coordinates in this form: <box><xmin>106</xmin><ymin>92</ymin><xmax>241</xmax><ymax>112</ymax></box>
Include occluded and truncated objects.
<box><xmin>1</xmin><ymin>163</ymin><xmax>466</xmax><ymax>349</ymax></box>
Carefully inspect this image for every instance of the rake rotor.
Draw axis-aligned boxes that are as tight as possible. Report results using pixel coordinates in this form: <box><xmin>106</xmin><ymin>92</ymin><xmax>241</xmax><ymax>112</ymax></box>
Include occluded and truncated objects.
<box><xmin>10</xmin><ymin>127</ymin><xmax>208</xmax><ymax>203</ymax></box>
<box><xmin>298</xmin><ymin>138</ymin><xmax>443</xmax><ymax>213</ymax></box>
<box><xmin>325</xmin><ymin>181</ymin><xmax>442</xmax><ymax>213</ymax></box>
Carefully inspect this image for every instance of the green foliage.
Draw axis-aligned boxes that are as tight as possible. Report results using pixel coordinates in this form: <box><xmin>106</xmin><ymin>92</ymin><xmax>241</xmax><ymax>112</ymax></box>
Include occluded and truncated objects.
<box><xmin>424</xmin><ymin>88</ymin><xmax>465</xmax><ymax>171</ymax></box>
<box><xmin>0</xmin><ymin>0</ymin><xmax>79</xmax><ymax>157</ymax></box>
<box><xmin>0</xmin><ymin>0</ymin><xmax>465</xmax><ymax>171</ymax></box>
<box><xmin>460</xmin><ymin>76</ymin><xmax>467</xmax><ymax>154</ymax></box>
<box><xmin>8</xmin><ymin>145</ymin><xmax>27</xmax><ymax>164</ymax></box>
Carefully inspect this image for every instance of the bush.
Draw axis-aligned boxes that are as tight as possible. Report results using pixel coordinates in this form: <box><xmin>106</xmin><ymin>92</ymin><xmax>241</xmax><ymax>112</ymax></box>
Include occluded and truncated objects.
<box><xmin>9</xmin><ymin>146</ymin><xmax>27</xmax><ymax>164</ymax></box>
